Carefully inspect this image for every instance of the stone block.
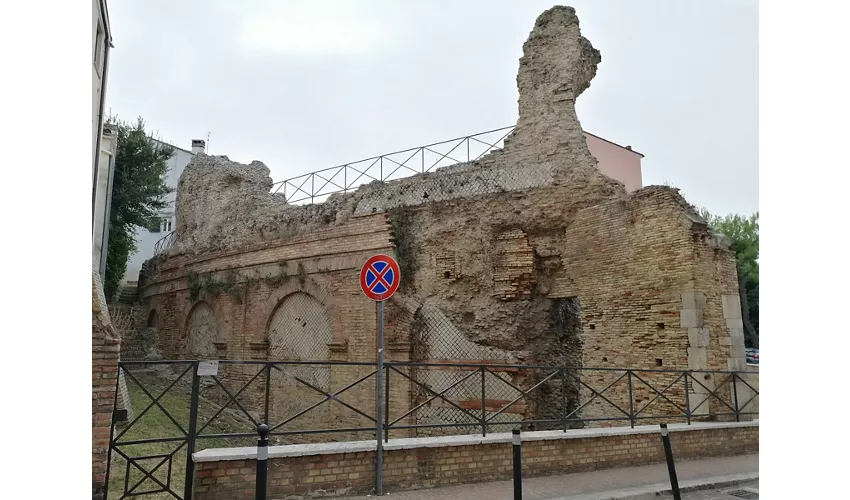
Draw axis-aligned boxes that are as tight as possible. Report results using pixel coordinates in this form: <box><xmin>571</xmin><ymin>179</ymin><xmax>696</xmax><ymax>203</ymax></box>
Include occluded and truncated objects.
<box><xmin>736</xmin><ymin>384</ymin><xmax>757</xmax><ymax>412</ymax></box>
<box><xmin>725</xmin><ymin>317</ymin><xmax>743</xmax><ymax>329</ymax></box>
<box><xmin>690</xmin><ymin>372</ymin><xmax>714</xmax><ymax>394</ymax></box>
<box><xmin>721</xmin><ymin>294</ymin><xmax>742</xmax><ymax>319</ymax></box>
<box><xmin>689</xmin><ymin>392</ymin><xmax>711</xmax><ymax>414</ymax></box>
<box><xmin>687</xmin><ymin>327</ymin><xmax>710</xmax><ymax>347</ymax></box>
<box><xmin>687</xmin><ymin>347</ymin><xmax>707</xmax><ymax>370</ymax></box>
<box><xmin>729</xmin><ymin>330</ymin><xmax>745</xmax><ymax>345</ymax></box>
<box><xmin>727</xmin><ymin>357</ymin><xmax>747</xmax><ymax>372</ymax></box>
<box><xmin>730</xmin><ymin>344</ymin><xmax>746</xmax><ymax>358</ymax></box>
<box><xmin>681</xmin><ymin>291</ymin><xmax>707</xmax><ymax>310</ymax></box>
<box><xmin>680</xmin><ymin>309</ymin><xmax>703</xmax><ymax>328</ymax></box>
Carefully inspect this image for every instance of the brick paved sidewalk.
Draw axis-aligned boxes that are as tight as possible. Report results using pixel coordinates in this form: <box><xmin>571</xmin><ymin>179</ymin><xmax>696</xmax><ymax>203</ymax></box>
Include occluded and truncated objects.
<box><xmin>339</xmin><ymin>454</ymin><xmax>758</xmax><ymax>500</ymax></box>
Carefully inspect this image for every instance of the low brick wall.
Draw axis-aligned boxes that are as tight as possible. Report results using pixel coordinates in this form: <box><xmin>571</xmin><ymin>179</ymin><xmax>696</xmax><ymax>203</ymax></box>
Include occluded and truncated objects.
<box><xmin>192</xmin><ymin>422</ymin><xmax>758</xmax><ymax>499</ymax></box>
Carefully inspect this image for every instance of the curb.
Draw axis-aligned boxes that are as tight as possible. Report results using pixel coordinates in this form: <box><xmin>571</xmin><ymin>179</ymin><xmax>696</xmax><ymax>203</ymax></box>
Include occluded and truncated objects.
<box><xmin>551</xmin><ymin>472</ymin><xmax>759</xmax><ymax>500</ymax></box>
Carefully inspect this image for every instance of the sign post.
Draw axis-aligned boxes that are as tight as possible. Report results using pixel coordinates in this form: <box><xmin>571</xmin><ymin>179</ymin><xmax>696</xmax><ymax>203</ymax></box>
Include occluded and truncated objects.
<box><xmin>359</xmin><ymin>254</ymin><xmax>401</xmax><ymax>497</ymax></box>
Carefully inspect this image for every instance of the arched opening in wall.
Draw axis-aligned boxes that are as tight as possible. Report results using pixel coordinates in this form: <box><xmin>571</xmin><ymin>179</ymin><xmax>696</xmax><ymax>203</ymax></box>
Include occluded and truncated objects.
<box><xmin>266</xmin><ymin>292</ymin><xmax>333</xmax><ymax>442</ymax></box>
<box><xmin>147</xmin><ymin>309</ymin><xmax>159</xmax><ymax>328</ymax></box>
<box><xmin>185</xmin><ymin>301</ymin><xmax>219</xmax><ymax>359</ymax></box>
<box><xmin>134</xmin><ymin>307</ymin><xmax>163</xmax><ymax>361</ymax></box>
<box><xmin>540</xmin><ymin>297</ymin><xmax>584</xmax><ymax>430</ymax></box>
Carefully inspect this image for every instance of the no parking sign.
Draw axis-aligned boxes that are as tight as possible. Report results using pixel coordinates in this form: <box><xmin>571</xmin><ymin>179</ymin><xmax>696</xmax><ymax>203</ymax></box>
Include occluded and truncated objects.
<box><xmin>358</xmin><ymin>253</ymin><xmax>400</xmax><ymax>493</ymax></box>
<box><xmin>359</xmin><ymin>254</ymin><xmax>400</xmax><ymax>302</ymax></box>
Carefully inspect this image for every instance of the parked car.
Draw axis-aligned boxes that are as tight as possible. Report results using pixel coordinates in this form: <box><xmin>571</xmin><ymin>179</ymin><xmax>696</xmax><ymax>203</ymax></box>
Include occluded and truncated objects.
<box><xmin>745</xmin><ymin>348</ymin><xmax>758</xmax><ymax>365</ymax></box>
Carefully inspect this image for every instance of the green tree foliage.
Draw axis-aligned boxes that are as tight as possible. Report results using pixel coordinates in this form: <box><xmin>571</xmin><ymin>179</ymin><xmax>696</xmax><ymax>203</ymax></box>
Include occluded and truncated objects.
<box><xmin>699</xmin><ymin>209</ymin><xmax>759</xmax><ymax>347</ymax></box>
<box><xmin>104</xmin><ymin>117</ymin><xmax>173</xmax><ymax>300</ymax></box>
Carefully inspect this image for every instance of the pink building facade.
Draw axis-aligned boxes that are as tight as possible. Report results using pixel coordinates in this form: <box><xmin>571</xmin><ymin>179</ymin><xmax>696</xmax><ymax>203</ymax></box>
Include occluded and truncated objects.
<box><xmin>585</xmin><ymin>132</ymin><xmax>644</xmax><ymax>193</ymax></box>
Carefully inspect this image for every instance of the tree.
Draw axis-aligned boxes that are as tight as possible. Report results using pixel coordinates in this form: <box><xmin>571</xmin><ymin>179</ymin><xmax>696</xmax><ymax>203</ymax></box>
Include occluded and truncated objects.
<box><xmin>104</xmin><ymin>117</ymin><xmax>174</xmax><ymax>300</ymax></box>
<box><xmin>699</xmin><ymin>209</ymin><xmax>759</xmax><ymax>348</ymax></box>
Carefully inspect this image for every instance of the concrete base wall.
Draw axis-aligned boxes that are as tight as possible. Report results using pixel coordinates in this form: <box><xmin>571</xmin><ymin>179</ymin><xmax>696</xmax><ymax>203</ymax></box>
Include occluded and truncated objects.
<box><xmin>192</xmin><ymin>421</ymin><xmax>758</xmax><ymax>499</ymax></box>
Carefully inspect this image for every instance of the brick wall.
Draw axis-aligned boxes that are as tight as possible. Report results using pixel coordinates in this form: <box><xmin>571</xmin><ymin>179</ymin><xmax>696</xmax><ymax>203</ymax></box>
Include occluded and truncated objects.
<box><xmin>135</xmin><ymin>213</ymin><xmax>397</xmax><ymax>442</ymax></box>
<box><xmin>138</xmin><ymin>184</ymin><xmax>748</xmax><ymax>436</ymax></box>
<box><xmin>135</xmin><ymin>4</ymin><xmax>747</xmax><ymax>438</ymax></box>
<box><xmin>92</xmin><ymin>270</ymin><xmax>121</xmax><ymax>498</ymax></box>
<box><xmin>191</xmin><ymin>422</ymin><xmax>758</xmax><ymax>499</ymax></box>
<box><xmin>382</xmin><ymin>183</ymin><xmax>742</xmax><ymax>425</ymax></box>
<box><xmin>138</xmin><ymin>213</ymin><xmax>393</xmax><ymax>360</ymax></box>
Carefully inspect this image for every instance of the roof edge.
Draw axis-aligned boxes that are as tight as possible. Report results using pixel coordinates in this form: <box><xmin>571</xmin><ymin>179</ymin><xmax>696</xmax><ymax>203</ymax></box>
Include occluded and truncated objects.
<box><xmin>584</xmin><ymin>130</ymin><xmax>645</xmax><ymax>158</ymax></box>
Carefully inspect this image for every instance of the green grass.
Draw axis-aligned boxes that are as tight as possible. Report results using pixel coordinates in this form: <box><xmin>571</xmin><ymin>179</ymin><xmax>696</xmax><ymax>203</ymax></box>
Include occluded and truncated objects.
<box><xmin>107</xmin><ymin>369</ymin><xmax>255</xmax><ymax>500</ymax></box>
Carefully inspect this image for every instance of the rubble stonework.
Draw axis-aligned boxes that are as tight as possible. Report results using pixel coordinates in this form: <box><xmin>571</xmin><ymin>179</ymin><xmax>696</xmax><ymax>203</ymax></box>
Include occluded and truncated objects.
<box><xmin>135</xmin><ymin>6</ymin><xmax>747</xmax><ymax>433</ymax></box>
<box><xmin>172</xmin><ymin>6</ymin><xmax>621</xmax><ymax>256</ymax></box>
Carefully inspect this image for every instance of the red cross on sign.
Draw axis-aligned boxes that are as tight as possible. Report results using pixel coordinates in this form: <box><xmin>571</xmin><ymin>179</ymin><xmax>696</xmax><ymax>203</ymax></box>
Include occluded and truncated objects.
<box><xmin>359</xmin><ymin>255</ymin><xmax>401</xmax><ymax>302</ymax></box>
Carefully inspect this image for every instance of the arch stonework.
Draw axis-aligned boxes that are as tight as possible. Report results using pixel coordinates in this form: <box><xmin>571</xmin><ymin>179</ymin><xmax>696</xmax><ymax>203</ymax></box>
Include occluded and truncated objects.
<box><xmin>256</xmin><ymin>276</ymin><xmax>335</xmax><ymax>344</ymax></box>
<box><xmin>184</xmin><ymin>301</ymin><xmax>219</xmax><ymax>359</ymax></box>
<box><xmin>265</xmin><ymin>290</ymin><xmax>335</xmax><ymax>438</ymax></box>
<box><xmin>146</xmin><ymin>308</ymin><xmax>159</xmax><ymax>328</ymax></box>
<box><xmin>267</xmin><ymin>292</ymin><xmax>332</xmax><ymax>363</ymax></box>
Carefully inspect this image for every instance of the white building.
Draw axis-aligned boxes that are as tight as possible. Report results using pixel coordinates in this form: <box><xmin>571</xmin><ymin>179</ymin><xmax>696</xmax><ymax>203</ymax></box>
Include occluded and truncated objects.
<box><xmin>122</xmin><ymin>139</ymin><xmax>205</xmax><ymax>284</ymax></box>
<box><xmin>92</xmin><ymin>0</ymin><xmax>113</xmax><ymax>280</ymax></box>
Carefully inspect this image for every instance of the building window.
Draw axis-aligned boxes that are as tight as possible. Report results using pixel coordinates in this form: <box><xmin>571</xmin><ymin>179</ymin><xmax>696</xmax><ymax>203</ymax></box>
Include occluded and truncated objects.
<box><xmin>94</xmin><ymin>21</ymin><xmax>105</xmax><ymax>74</ymax></box>
<box><xmin>147</xmin><ymin>218</ymin><xmax>172</xmax><ymax>233</ymax></box>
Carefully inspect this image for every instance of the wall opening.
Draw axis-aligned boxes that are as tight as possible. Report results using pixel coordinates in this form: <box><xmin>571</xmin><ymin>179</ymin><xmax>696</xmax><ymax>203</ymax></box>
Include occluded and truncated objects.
<box><xmin>147</xmin><ymin>309</ymin><xmax>159</xmax><ymax>328</ymax></box>
<box><xmin>532</xmin><ymin>297</ymin><xmax>584</xmax><ymax>430</ymax></box>
<box><xmin>185</xmin><ymin>302</ymin><xmax>218</xmax><ymax>359</ymax></box>
<box><xmin>266</xmin><ymin>292</ymin><xmax>333</xmax><ymax>441</ymax></box>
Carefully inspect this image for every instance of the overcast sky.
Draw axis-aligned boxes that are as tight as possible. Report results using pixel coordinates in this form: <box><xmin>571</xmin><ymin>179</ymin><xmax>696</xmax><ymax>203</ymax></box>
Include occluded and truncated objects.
<box><xmin>106</xmin><ymin>0</ymin><xmax>758</xmax><ymax>216</ymax></box>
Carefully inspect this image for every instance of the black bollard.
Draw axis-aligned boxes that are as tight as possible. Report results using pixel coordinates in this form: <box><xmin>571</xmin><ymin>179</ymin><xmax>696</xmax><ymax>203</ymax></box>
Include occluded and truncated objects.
<box><xmin>512</xmin><ymin>429</ymin><xmax>523</xmax><ymax>500</ymax></box>
<box><xmin>659</xmin><ymin>424</ymin><xmax>681</xmax><ymax>500</ymax></box>
<box><xmin>256</xmin><ymin>423</ymin><xmax>269</xmax><ymax>500</ymax></box>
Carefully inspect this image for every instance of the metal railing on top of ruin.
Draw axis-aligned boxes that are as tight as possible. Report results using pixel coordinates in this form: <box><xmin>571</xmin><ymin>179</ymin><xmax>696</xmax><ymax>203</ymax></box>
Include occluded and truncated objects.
<box><xmin>271</xmin><ymin>125</ymin><xmax>515</xmax><ymax>204</ymax></box>
<box><xmin>153</xmin><ymin>230</ymin><xmax>176</xmax><ymax>255</ymax></box>
<box><xmin>150</xmin><ymin>126</ymin><xmax>515</xmax><ymax>256</ymax></box>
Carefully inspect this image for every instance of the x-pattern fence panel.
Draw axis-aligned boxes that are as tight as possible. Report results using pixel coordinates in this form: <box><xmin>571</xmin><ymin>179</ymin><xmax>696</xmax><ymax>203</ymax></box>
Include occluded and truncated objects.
<box><xmin>106</xmin><ymin>360</ymin><xmax>758</xmax><ymax>500</ymax></box>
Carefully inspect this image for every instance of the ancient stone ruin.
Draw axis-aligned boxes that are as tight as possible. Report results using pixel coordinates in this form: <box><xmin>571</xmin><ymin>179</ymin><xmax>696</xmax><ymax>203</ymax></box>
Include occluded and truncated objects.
<box><xmin>131</xmin><ymin>6</ymin><xmax>755</xmax><ymax>439</ymax></box>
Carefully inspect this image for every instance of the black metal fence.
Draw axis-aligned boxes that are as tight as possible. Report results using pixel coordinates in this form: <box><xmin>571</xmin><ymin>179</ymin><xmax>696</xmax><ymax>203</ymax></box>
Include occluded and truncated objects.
<box><xmin>152</xmin><ymin>231</ymin><xmax>176</xmax><ymax>255</ymax></box>
<box><xmin>106</xmin><ymin>360</ymin><xmax>758</xmax><ymax>500</ymax></box>
<box><xmin>270</xmin><ymin>126</ymin><xmax>515</xmax><ymax>205</ymax></box>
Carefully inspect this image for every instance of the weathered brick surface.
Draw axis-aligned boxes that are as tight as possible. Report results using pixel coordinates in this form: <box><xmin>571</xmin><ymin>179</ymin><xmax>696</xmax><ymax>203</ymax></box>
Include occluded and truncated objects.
<box><xmin>135</xmin><ymin>5</ymin><xmax>749</xmax><ymax>438</ymax></box>
<box><xmin>192</xmin><ymin>424</ymin><xmax>758</xmax><ymax>499</ymax></box>
<box><xmin>92</xmin><ymin>270</ymin><xmax>121</xmax><ymax>491</ymax></box>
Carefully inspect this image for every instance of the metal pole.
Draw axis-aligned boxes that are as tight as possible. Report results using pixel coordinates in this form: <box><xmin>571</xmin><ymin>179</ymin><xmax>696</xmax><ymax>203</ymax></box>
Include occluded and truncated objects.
<box><xmin>732</xmin><ymin>372</ymin><xmax>740</xmax><ymax>422</ymax></box>
<box><xmin>256</xmin><ymin>423</ymin><xmax>269</xmax><ymax>500</ymax></box>
<box><xmin>659</xmin><ymin>424</ymin><xmax>681</xmax><ymax>500</ymax></box>
<box><xmin>480</xmin><ymin>367</ymin><xmax>487</xmax><ymax>437</ymax></box>
<box><xmin>183</xmin><ymin>362</ymin><xmax>200</xmax><ymax>500</ymax></box>
<box><xmin>683</xmin><ymin>372</ymin><xmax>691</xmax><ymax>426</ymax></box>
<box><xmin>561</xmin><ymin>368</ymin><xmax>568</xmax><ymax>432</ymax></box>
<box><xmin>102</xmin><ymin>364</ymin><xmax>123</xmax><ymax>500</ymax></box>
<box><xmin>384</xmin><ymin>364</ymin><xmax>390</xmax><ymax>443</ymax></box>
<box><xmin>512</xmin><ymin>429</ymin><xmax>523</xmax><ymax>500</ymax></box>
<box><xmin>626</xmin><ymin>370</ymin><xmax>635</xmax><ymax>429</ymax></box>
<box><xmin>375</xmin><ymin>300</ymin><xmax>385</xmax><ymax>496</ymax></box>
<box><xmin>264</xmin><ymin>365</ymin><xmax>271</xmax><ymax>426</ymax></box>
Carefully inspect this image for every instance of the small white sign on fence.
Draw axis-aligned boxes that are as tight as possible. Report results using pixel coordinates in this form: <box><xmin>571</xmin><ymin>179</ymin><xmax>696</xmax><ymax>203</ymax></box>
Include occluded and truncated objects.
<box><xmin>197</xmin><ymin>360</ymin><xmax>219</xmax><ymax>376</ymax></box>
